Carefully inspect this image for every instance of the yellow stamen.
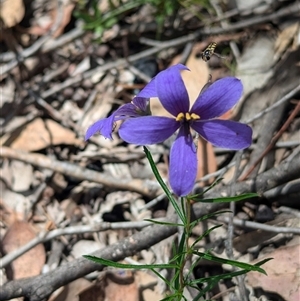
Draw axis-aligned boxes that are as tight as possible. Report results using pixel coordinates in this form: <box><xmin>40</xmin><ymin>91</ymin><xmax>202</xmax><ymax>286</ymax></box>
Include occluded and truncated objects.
<box><xmin>190</xmin><ymin>113</ymin><xmax>200</xmax><ymax>120</ymax></box>
<box><xmin>176</xmin><ymin>112</ymin><xmax>185</xmax><ymax>121</ymax></box>
<box><xmin>176</xmin><ymin>112</ymin><xmax>201</xmax><ymax>122</ymax></box>
<box><xmin>185</xmin><ymin>112</ymin><xmax>192</xmax><ymax>121</ymax></box>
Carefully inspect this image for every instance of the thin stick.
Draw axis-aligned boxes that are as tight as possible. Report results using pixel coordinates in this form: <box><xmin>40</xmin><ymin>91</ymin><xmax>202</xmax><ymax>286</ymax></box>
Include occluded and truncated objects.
<box><xmin>245</xmin><ymin>84</ymin><xmax>300</xmax><ymax>123</ymax></box>
<box><xmin>0</xmin><ymin>147</ymin><xmax>154</xmax><ymax>197</ymax></box>
<box><xmin>218</xmin><ymin>216</ymin><xmax>300</xmax><ymax>234</ymax></box>
<box><xmin>240</xmin><ymin>102</ymin><xmax>300</xmax><ymax>181</ymax></box>
<box><xmin>0</xmin><ymin>220</ymin><xmax>153</xmax><ymax>268</ymax></box>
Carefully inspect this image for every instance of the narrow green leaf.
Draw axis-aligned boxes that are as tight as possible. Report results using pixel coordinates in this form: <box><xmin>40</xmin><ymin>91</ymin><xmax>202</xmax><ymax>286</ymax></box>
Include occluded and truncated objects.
<box><xmin>177</xmin><ymin>231</ymin><xmax>187</xmax><ymax>263</ymax></box>
<box><xmin>143</xmin><ymin>219</ymin><xmax>184</xmax><ymax>227</ymax></box>
<box><xmin>255</xmin><ymin>257</ymin><xmax>273</xmax><ymax>268</ymax></box>
<box><xmin>186</xmin><ymin>254</ymin><xmax>203</xmax><ymax>279</ymax></box>
<box><xmin>83</xmin><ymin>255</ymin><xmax>177</xmax><ymax>269</ymax></box>
<box><xmin>143</xmin><ymin>147</ymin><xmax>185</xmax><ymax>223</ymax></box>
<box><xmin>190</xmin><ymin>210</ymin><xmax>231</xmax><ymax>229</ymax></box>
<box><xmin>192</xmin><ymin>279</ymin><xmax>219</xmax><ymax>300</ymax></box>
<box><xmin>103</xmin><ymin>17</ymin><xmax>118</xmax><ymax>28</ymax></box>
<box><xmin>150</xmin><ymin>269</ymin><xmax>171</xmax><ymax>287</ymax></box>
<box><xmin>193</xmin><ymin>193</ymin><xmax>258</xmax><ymax>203</ymax></box>
<box><xmin>190</xmin><ymin>224</ymin><xmax>223</xmax><ymax>248</ymax></box>
<box><xmin>169</xmin><ymin>250</ymin><xmax>188</xmax><ymax>265</ymax></box>
<box><xmin>171</xmin><ymin>268</ymin><xmax>181</xmax><ymax>291</ymax></box>
<box><xmin>192</xmin><ymin>251</ymin><xmax>268</xmax><ymax>274</ymax></box>
<box><xmin>189</xmin><ymin>257</ymin><xmax>272</xmax><ymax>286</ymax></box>
<box><xmin>180</xmin><ymin>197</ymin><xmax>186</xmax><ymax>216</ymax></box>
<box><xmin>188</xmin><ymin>178</ymin><xmax>223</xmax><ymax>200</ymax></box>
<box><xmin>160</xmin><ymin>293</ymin><xmax>182</xmax><ymax>301</ymax></box>
<box><xmin>181</xmin><ymin>294</ymin><xmax>188</xmax><ymax>301</ymax></box>
<box><xmin>190</xmin><ymin>271</ymin><xmax>243</xmax><ymax>285</ymax></box>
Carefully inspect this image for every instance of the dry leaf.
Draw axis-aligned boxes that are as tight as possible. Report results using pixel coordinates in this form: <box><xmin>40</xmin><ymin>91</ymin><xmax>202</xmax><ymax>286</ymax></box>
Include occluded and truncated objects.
<box><xmin>1</xmin><ymin>188</ymin><xmax>30</xmax><ymax>222</ymax></box>
<box><xmin>78</xmin><ymin>279</ymin><xmax>105</xmax><ymax>301</ymax></box>
<box><xmin>233</xmin><ymin>214</ymin><xmax>291</xmax><ymax>253</ymax></box>
<box><xmin>196</xmin><ymin>138</ymin><xmax>217</xmax><ymax>184</ymax></box>
<box><xmin>222</xmin><ymin>159</ymin><xmax>247</xmax><ymax>184</ymax></box>
<box><xmin>274</xmin><ymin>22</ymin><xmax>300</xmax><ymax>60</ymax></box>
<box><xmin>25</xmin><ymin>3</ymin><xmax>75</xmax><ymax>37</ymax></box>
<box><xmin>0</xmin><ymin>0</ymin><xmax>25</xmax><ymax>28</ymax></box>
<box><xmin>49</xmin><ymin>278</ymin><xmax>92</xmax><ymax>301</ymax></box>
<box><xmin>0</xmin><ymin>78</ymin><xmax>15</xmax><ymax>115</ymax></box>
<box><xmin>71</xmin><ymin>240</ymin><xmax>102</xmax><ymax>259</ymax></box>
<box><xmin>135</xmin><ymin>271</ymin><xmax>163</xmax><ymax>301</ymax></box>
<box><xmin>142</xmin><ymin>288</ymin><xmax>164</xmax><ymax>301</ymax></box>
<box><xmin>104</xmin><ymin>270</ymin><xmax>139</xmax><ymax>301</ymax></box>
<box><xmin>52</xmin><ymin>3</ymin><xmax>75</xmax><ymax>38</ymax></box>
<box><xmin>233</xmin><ymin>229</ymin><xmax>277</xmax><ymax>254</ymax></box>
<box><xmin>78</xmin><ymin>270</ymin><xmax>139</xmax><ymax>301</ymax></box>
<box><xmin>7</xmin><ymin>118</ymin><xmax>81</xmax><ymax>151</ymax></box>
<box><xmin>1</xmin><ymin>221</ymin><xmax>46</xmax><ymax>280</ymax></box>
<box><xmin>236</xmin><ymin>35</ymin><xmax>275</xmax><ymax>100</ymax></box>
<box><xmin>10</xmin><ymin>161</ymin><xmax>33</xmax><ymax>192</ymax></box>
<box><xmin>247</xmin><ymin>244</ymin><xmax>300</xmax><ymax>301</ymax></box>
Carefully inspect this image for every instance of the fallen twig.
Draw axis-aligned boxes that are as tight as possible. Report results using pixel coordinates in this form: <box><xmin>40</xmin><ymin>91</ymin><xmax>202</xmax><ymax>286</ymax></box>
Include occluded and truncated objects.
<box><xmin>218</xmin><ymin>216</ymin><xmax>300</xmax><ymax>234</ymax></box>
<box><xmin>245</xmin><ymin>84</ymin><xmax>300</xmax><ymax>124</ymax></box>
<box><xmin>0</xmin><ymin>220</ymin><xmax>154</xmax><ymax>268</ymax></box>
<box><xmin>0</xmin><ymin>146</ymin><xmax>156</xmax><ymax>197</ymax></box>
<box><xmin>240</xmin><ymin>102</ymin><xmax>300</xmax><ymax>181</ymax></box>
<box><xmin>201</xmin><ymin>1</ymin><xmax>300</xmax><ymax>35</ymax></box>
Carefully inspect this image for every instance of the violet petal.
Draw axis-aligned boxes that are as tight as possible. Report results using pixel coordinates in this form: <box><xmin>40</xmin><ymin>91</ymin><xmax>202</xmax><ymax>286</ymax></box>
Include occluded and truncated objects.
<box><xmin>169</xmin><ymin>125</ymin><xmax>197</xmax><ymax>196</ymax></box>
<box><xmin>191</xmin><ymin>77</ymin><xmax>243</xmax><ymax>119</ymax></box>
<box><xmin>137</xmin><ymin>64</ymin><xmax>189</xmax><ymax>100</ymax></box>
<box><xmin>156</xmin><ymin>65</ymin><xmax>190</xmax><ymax>116</ymax></box>
<box><xmin>85</xmin><ymin>113</ymin><xmax>116</xmax><ymax>140</ymax></box>
<box><xmin>119</xmin><ymin>116</ymin><xmax>179</xmax><ymax>145</ymax></box>
<box><xmin>116</xmin><ymin>103</ymin><xmax>141</xmax><ymax>117</ymax></box>
<box><xmin>192</xmin><ymin>119</ymin><xmax>252</xmax><ymax>150</ymax></box>
<box><xmin>132</xmin><ymin>97</ymin><xmax>149</xmax><ymax>113</ymax></box>
<box><xmin>136</xmin><ymin>77</ymin><xmax>157</xmax><ymax>98</ymax></box>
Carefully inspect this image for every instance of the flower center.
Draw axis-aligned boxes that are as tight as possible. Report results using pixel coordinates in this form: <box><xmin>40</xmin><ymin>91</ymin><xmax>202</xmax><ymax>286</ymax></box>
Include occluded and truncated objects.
<box><xmin>176</xmin><ymin>112</ymin><xmax>200</xmax><ymax>122</ymax></box>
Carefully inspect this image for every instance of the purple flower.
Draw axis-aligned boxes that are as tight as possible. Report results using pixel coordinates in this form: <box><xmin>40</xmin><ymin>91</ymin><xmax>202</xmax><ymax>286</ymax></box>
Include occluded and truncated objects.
<box><xmin>118</xmin><ymin>64</ymin><xmax>252</xmax><ymax>196</ymax></box>
<box><xmin>85</xmin><ymin>97</ymin><xmax>150</xmax><ymax>140</ymax></box>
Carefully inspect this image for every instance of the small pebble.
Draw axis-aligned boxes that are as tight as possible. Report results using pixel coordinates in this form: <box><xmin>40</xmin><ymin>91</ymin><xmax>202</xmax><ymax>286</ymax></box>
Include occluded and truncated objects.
<box><xmin>63</xmin><ymin>87</ymin><xmax>74</xmax><ymax>98</ymax></box>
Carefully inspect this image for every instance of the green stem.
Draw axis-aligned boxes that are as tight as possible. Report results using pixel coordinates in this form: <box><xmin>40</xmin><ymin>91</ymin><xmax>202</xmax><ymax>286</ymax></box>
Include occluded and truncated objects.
<box><xmin>178</xmin><ymin>198</ymin><xmax>193</xmax><ymax>297</ymax></box>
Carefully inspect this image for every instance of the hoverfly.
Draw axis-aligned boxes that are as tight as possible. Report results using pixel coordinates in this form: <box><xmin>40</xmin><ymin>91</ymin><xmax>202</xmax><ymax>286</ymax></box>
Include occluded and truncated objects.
<box><xmin>201</xmin><ymin>42</ymin><xmax>224</xmax><ymax>62</ymax></box>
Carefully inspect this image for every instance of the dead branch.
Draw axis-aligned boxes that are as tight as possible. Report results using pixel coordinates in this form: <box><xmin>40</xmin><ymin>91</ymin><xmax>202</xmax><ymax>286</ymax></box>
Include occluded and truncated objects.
<box><xmin>218</xmin><ymin>216</ymin><xmax>300</xmax><ymax>234</ymax></box>
<box><xmin>0</xmin><ymin>146</ymin><xmax>155</xmax><ymax>197</ymax></box>
<box><xmin>1</xmin><ymin>220</ymin><xmax>153</xmax><ymax>268</ymax></box>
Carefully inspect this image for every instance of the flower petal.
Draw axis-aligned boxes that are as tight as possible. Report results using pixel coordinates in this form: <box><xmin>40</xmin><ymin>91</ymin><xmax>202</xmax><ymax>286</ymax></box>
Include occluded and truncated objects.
<box><xmin>132</xmin><ymin>97</ymin><xmax>149</xmax><ymax>113</ymax></box>
<box><xmin>191</xmin><ymin>77</ymin><xmax>243</xmax><ymax>119</ymax></box>
<box><xmin>85</xmin><ymin>98</ymin><xmax>151</xmax><ymax>141</ymax></box>
<box><xmin>116</xmin><ymin>103</ymin><xmax>145</xmax><ymax>117</ymax></box>
<box><xmin>85</xmin><ymin>113</ymin><xmax>116</xmax><ymax>140</ymax></box>
<box><xmin>136</xmin><ymin>77</ymin><xmax>157</xmax><ymax>98</ymax></box>
<box><xmin>192</xmin><ymin>119</ymin><xmax>252</xmax><ymax>150</ymax></box>
<box><xmin>156</xmin><ymin>64</ymin><xmax>190</xmax><ymax>116</ymax></box>
<box><xmin>136</xmin><ymin>64</ymin><xmax>189</xmax><ymax>99</ymax></box>
<box><xmin>119</xmin><ymin>116</ymin><xmax>179</xmax><ymax>145</ymax></box>
<box><xmin>169</xmin><ymin>125</ymin><xmax>197</xmax><ymax>196</ymax></box>
<box><xmin>116</xmin><ymin>103</ymin><xmax>138</xmax><ymax>116</ymax></box>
